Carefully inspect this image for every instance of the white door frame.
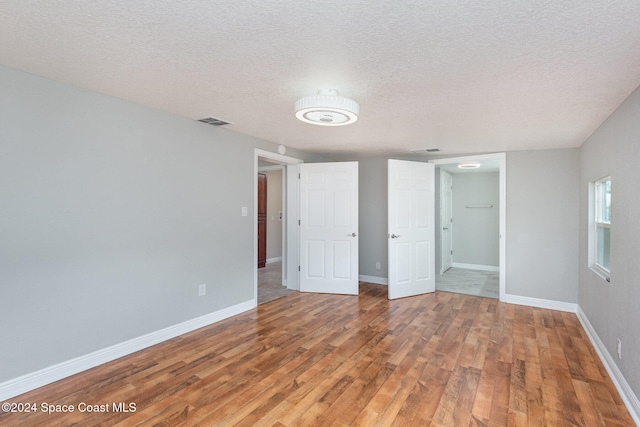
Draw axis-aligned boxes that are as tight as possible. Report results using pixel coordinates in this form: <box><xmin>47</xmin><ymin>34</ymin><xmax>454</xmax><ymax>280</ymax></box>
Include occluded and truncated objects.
<box><xmin>254</xmin><ymin>149</ymin><xmax>303</xmax><ymax>306</ymax></box>
<box><xmin>440</xmin><ymin>169</ymin><xmax>453</xmax><ymax>274</ymax></box>
<box><xmin>429</xmin><ymin>153</ymin><xmax>506</xmax><ymax>301</ymax></box>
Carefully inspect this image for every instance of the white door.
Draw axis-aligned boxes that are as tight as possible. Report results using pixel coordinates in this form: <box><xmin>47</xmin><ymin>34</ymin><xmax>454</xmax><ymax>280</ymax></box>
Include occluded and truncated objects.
<box><xmin>299</xmin><ymin>162</ymin><xmax>359</xmax><ymax>295</ymax></box>
<box><xmin>388</xmin><ymin>160</ymin><xmax>435</xmax><ymax>300</ymax></box>
<box><xmin>441</xmin><ymin>170</ymin><xmax>453</xmax><ymax>274</ymax></box>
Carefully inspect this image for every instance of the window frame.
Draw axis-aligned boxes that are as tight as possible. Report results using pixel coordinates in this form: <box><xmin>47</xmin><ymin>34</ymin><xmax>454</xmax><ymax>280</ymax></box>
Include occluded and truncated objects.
<box><xmin>590</xmin><ymin>176</ymin><xmax>611</xmax><ymax>281</ymax></box>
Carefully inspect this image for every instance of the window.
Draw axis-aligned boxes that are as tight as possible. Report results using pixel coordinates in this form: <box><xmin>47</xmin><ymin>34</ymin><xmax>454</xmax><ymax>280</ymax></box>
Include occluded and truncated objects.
<box><xmin>591</xmin><ymin>176</ymin><xmax>611</xmax><ymax>279</ymax></box>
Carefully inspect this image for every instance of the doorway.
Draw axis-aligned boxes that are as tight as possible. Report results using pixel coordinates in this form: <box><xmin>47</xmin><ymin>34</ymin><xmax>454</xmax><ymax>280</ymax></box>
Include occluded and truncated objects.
<box><xmin>254</xmin><ymin>149</ymin><xmax>303</xmax><ymax>306</ymax></box>
<box><xmin>257</xmin><ymin>166</ymin><xmax>293</xmax><ymax>303</ymax></box>
<box><xmin>430</xmin><ymin>153</ymin><xmax>506</xmax><ymax>301</ymax></box>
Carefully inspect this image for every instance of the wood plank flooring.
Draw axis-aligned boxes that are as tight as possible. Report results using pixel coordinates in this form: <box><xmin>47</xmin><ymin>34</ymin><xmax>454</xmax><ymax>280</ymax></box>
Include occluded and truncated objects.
<box><xmin>1</xmin><ymin>283</ymin><xmax>634</xmax><ymax>426</ymax></box>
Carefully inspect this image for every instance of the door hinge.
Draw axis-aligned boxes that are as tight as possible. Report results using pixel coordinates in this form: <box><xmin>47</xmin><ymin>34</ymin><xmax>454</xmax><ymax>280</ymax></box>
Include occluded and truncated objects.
<box><xmin>298</xmin><ymin>173</ymin><xmax>301</xmax><ymax>179</ymax></box>
<box><xmin>298</xmin><ymin>265</ymin><xmax>300</xmax><ymax>272</ymax></box>
<box><xmin>298</xmin><ymin>219</ymin><xmax>301</xmax><ymax>226</ymax></box>
<box><xmin>451</xmin><ymin>250</ymin><xmax>453</xmax><ymax>254</ymax></box>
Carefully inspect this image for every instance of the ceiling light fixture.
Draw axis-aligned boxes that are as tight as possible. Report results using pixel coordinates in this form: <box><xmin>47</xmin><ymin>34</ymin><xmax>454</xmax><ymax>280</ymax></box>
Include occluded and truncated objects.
<box><xmin>295</xmin><ymin>89</ymin><xmax>359</xmax><ymax>126</ymax></box>
<box><xmin>457</xmin><ymin>162</ymin><xmax>481</xmax><ymax>169</ymax></box>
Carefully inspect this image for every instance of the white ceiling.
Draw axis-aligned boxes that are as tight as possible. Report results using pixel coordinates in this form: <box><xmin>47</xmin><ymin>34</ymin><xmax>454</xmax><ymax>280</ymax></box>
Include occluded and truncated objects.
<box><xmin>2</xmin><ymin>1</ymin><xmax>639</xmax><ymax>156</ymax></box>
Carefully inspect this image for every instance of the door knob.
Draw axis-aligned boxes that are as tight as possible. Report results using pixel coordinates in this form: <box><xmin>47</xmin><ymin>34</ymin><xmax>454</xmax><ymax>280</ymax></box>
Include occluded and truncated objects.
<box><xmin>349</xmin><ymin>232</ymin><xmax>357</xmax><ymax>237</ymax></box>
<box><xmin>390</xmin><ymin>234</ymin><xmax>401</xmax><ymax>238</ymax></box>
<box><xmin>443</xmin><ymin>227</ymin><xmax>449</xmax><ymax>230</ymax></box>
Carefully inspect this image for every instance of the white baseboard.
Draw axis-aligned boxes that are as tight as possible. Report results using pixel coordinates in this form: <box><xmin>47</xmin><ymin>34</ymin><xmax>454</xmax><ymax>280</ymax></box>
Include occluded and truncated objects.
<box><xmin>503</xmin><ymin>293</ymin><xmax>577</xmax><ymax>313</ymax></box>
<box><xmin>576</xmin><ymin>307</ymin><xmax>640</xmax><ymax>425</ymax></box>
<box><xmin>266</xmin><ymin>257</ymin><xmax>282</xmax><ymax>264</ymax></box>
<box><xmin>359</xmin><ymin>275</ymin><xmax>388</xmax><ymax>285</ymax></box>
<box><xmin>452</xmin><ymin>262</ymin><xmax>499</xmax><ymax>272</ymax></box>
<box><xmin>0</xmin><ymin>299</ymin><xmax>255</xmax><ymax>401</ymax></box>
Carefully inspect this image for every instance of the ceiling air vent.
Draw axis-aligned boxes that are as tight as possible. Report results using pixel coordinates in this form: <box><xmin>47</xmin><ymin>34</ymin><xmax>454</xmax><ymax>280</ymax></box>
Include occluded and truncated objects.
<box><xmin>197</xmin><ymin>117</ymin><xmax>232</xmax><ymax>126</ymax></box>
<box><xmin>410</xmin><ymin>148</ymin><xmax>440</xmax><ymax>153</ymax></box>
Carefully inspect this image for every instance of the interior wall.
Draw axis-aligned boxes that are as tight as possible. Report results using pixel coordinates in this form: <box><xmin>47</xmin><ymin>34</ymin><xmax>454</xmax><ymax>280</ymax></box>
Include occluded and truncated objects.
<box><xmin>505</xmin><ymin>148</ymin><xmax>580</xmax><ymax>303</ymax></box>
<box><xmin>451</xmin><ymin>172</ymin><xmax>499</xmax><ymax>267</ymax></box>
<box><xmin>0</xmin><ymin>65</ymin><xmax>317</xmax><ymax>383</ymax></box>
<box><xmin>358</xmin><ymin>158</ymin><xmax>388</xmax><ymax>278</ymax></box>
<box><xmin>579</xmin><ymin>84</ymin><xmax>640</xmax><ymax>398</ymax></box>
<box><xmin>266</xmin><ymin>169</ymin><xmax>283</xmax><ymax>261</ymax></box>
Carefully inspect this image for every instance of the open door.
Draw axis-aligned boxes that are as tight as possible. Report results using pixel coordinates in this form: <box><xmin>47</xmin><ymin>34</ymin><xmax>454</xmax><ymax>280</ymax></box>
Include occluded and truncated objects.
<box><xmin>388</xmin><ymin>160</ymin><xmax>435</xmax><ymax>299</ymax></box>
<box><xmin>299</xmin><ymin>162</ymin><xmax>359</xmax><ymax>295</ymax></box>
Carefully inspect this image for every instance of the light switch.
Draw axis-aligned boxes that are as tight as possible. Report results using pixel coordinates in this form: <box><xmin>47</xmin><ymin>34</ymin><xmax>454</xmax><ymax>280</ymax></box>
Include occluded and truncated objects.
<box><xmin>241</xmin><ymin>206</ymin><xmax>247</xmax><ymax>216</ymax></box>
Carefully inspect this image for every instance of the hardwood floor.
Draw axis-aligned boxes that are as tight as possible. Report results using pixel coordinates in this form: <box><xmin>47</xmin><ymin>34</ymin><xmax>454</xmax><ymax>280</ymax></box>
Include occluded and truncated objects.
<box><xmin>1</xmin><ymin>284</ymin><xmax>634</xmax><ymax>426</ymax></box>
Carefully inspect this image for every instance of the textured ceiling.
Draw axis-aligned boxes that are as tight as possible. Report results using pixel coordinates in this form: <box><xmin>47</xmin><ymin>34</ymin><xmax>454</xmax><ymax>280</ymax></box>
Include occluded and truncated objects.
<box><xmin>1</xmin><ymin>0</ymin><xmax>639</xmax><ymax>156</ymax></box>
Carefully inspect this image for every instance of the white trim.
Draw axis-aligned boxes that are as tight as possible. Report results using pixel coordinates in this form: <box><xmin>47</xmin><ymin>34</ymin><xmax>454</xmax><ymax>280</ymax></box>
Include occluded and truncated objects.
<box><xmin>359</xmin><ymin>275</ymin><xmax>388</xmax><ymax>285</ymax></box>
<box><xmin>0</xmin><ymin>300</ymin><xmax>255</xmax><ymax>401</ymax></box>
<box><xmin>258</xmin><ymin>165</ymin><xmax>285</xmax><ymax>172</ymax></box>
<box><xmin>255</xmin><ymin>149</ymin><xmax>303</xmax><ymax>166</ymax></box>
<box><xmin>266</xmin><ymin>257</ymin><xmax>282</xmax><ymax>264</ymax></box>
<box><xmin>503</xmin><ymin>293</ymin><xmax>577</xmax><ymax>313</ymax></box>
<box><xmin>429</xmin><ymin>153</ymin><xmax>506</xmax><ymax>303</ymax></box>
<box><xmin>576</xmin><ymin>306</ymin><xmax>640</xmax><ymax>425</ymax></box>
<box><xmin>286</xmin><ymin>163</ymin><xmax>300</xmax><ymax>291</ymax></box>
<box><xmin>451</xmin><ymin>262</ymin><xmax>499</xmax><ymax>272</ymax></box>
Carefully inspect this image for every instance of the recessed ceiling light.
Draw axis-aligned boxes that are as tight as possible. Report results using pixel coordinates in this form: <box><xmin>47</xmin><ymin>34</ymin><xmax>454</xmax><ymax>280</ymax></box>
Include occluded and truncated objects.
<box><xmin>295</xmin><ymin>89</ymin><xmax>359</xmax><ymax>126</ymax></box>
<box><xmin>457</xmin><ymin>162</ymin><xmax>481</xmax><ymax>169</ymax></box>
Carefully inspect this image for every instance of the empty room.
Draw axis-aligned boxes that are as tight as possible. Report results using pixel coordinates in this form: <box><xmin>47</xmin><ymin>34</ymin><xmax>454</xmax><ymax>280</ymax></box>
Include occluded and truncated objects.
<box><xmin>1</xmin><ymin>1</ymin><xmax>640</xmax><ymax>426</ymax></box>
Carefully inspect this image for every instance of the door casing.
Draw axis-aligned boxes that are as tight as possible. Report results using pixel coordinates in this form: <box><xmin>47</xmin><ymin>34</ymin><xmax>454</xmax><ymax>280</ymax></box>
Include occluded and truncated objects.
<box><xmin>254</xmin><ymin>149</ymin><xmax>303</xmax><ymax>306</ymax></box>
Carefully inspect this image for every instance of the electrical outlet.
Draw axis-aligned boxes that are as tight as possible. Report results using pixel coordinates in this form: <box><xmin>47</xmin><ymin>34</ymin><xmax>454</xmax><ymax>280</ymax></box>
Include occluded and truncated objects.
<box><xmin>617</xmin><ymin>338</ymin><xmax>622</xmax><ymax>359</ymax></box>
<box><xmin>198</xmin><ymin>283</ymin><xmax>206</xmax><ymax>297</ymax></box>
<box><xmin>375</xmin><ymin>262</ymin><xmax>381</xmax><ymax>270</ymax></box>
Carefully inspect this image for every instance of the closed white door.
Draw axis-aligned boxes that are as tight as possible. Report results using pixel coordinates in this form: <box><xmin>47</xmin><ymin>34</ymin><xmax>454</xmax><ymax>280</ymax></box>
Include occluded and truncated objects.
<box><xmin>299</xmin><ymin>162</ymin><xmax>359</xmax><ymax>295</ymax></box>
<box><xmin>388</xmin><ymin>160</ymin><xmax>435</xmax><ymax>300</ymax></box>
<box><xmin>441</xmin><ymin>170</ymin><xmax>453</xmax><ymax>273</ymax></box>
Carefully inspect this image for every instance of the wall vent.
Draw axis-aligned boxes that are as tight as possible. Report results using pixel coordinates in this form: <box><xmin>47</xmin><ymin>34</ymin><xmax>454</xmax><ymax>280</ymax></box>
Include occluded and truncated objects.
<box><xmin>197</xmin><ymin>117</ymin><xmax>232</xmax><ymax>126</ymax></box>
<box><xmin>410</xmin><ymin>148</ymin><xmax>440</xmax><ymax>153</ymax></box>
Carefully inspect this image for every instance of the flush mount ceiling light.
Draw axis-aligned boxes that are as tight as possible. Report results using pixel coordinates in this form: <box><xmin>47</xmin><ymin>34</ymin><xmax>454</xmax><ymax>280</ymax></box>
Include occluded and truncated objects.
<box><xmin>295</xmin><ymin>89</ymin><xmax>359</xmax><ymax>126</ymax></box>
<box><xmin>457</xmin><ymin>162</ymin><xmax>481</xmax><ymax>169</ymax></box>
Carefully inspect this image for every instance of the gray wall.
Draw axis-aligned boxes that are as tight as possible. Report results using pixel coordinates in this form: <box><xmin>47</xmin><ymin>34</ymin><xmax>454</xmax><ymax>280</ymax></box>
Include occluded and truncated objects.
<box><xmin>579</xmin><ymin>85</ymin><xmax>640</xmax><ymax>397</ymax></box>
<box><xmin>0</xmin><ymin>66</ymin><xmax>315</xmax><ymax>382</ymax></box>
<box><xmin>358</xmin><ymin>158</ymin><xmax>388</xmax><ymax>277</ymax></box>
<box><xmin>505</xmin><ymin>149</ymin><xmax>580</xmax><ymax>303</ymax></box>
<box><xmin>451</xmin><ymin>172</ymin><xmax>499</xmax><ymax>267</ymax></box>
